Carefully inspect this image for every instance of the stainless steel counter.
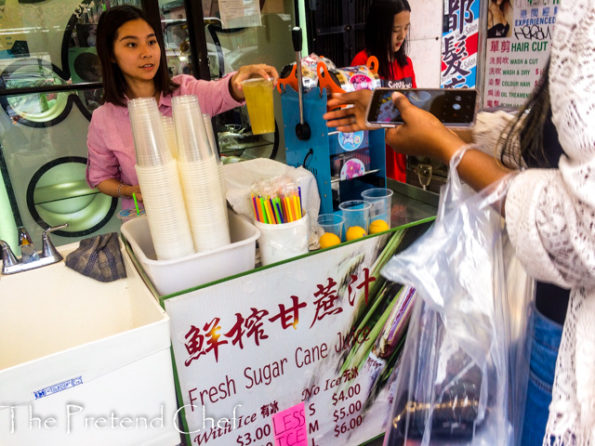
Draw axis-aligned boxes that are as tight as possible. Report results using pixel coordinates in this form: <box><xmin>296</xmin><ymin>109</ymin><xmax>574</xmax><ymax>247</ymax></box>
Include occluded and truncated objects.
<box><xmin>388</xmin><ymin>179</ymin><xmax>439</xmax><ymax>227</ymax></box>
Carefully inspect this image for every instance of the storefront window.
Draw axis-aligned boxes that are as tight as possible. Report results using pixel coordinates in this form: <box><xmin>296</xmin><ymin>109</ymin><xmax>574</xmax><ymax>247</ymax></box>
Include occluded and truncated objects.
<box><xmin>159</xmin><ymin>0</ymin><xmax>195</xmax><ymax>77</ymax></box>
<box><xmin>0</xmin><ymin>1</ymin><xmax>139</xmax><ymax>251</ymax></box>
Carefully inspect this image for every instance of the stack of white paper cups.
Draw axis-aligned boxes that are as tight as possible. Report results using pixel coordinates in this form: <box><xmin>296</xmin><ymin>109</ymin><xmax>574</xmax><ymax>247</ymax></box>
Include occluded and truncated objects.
<box><xmin>129</xmin><ymin>97</ymin><xmax>194</xmax><ymax>260</ymax></box>
<box><xmin>173</xmin><ymin>95</ymin><xmax>230</xmax><ymax>251</ymax></box>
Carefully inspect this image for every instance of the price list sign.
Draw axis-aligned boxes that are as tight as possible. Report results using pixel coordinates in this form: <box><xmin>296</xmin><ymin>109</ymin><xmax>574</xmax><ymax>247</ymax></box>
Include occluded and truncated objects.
<box><xmin>482</xmin><ymin>0</ymin><xmax>559</xmax><ymax>109</ymax></box>
<box><xmin>164</xmin><ymin>223</ymin><xmax>429</xmax><ymax>446</ymax></box>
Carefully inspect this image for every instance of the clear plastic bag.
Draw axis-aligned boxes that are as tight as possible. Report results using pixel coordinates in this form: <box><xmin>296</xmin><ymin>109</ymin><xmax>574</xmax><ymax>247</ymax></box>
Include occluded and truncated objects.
<box><xmin>382</xmin><ymin>147</ymin><xmax>530</xmax><ymax>446</ymax></box>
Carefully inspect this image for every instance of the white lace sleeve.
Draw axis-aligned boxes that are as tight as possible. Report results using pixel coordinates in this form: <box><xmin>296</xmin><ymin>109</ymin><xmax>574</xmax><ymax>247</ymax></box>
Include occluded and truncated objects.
<box><xmin>472</xmin><ymin>110</ymin><xmax>516</xmax><ymax>158</ymax></box>
<box><xmin>505</xmin><ymin>0</ymin><xmax>595</xmax><ymax>444</ymax></box>
<box><xmin>505</xmin><ymin>164</ymin><xmax>595</xmax><ymax>289</ymax></box>
<box><xmin>504</xmin><ymin>0</ymin><xmax>595</xmax><ymax>290</ymax></box>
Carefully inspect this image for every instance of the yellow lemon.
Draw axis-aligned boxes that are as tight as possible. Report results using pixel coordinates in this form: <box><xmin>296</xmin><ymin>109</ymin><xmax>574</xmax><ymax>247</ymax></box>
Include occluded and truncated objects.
<box><xmin>369</xmin><ymin>219</ymin><xmax>390</xmax><ymax>234</ymax></box>
<box><xmin>346</xmin><ymin>225</ymin><xmax>367</xmax><ymax>241</ymax></box>
<box><xmin>319</xmin><ymin>232</ymin><xmax>341</xmax><ymax>249</ymax></box>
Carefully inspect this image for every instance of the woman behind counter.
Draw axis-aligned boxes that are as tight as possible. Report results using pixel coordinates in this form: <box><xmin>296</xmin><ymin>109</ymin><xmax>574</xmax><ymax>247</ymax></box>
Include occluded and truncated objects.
<box><xmin>86</xmin><ymin>5</ymin><xmax>279</xmax><ymax>210</ymax></box>
<box><xmin>351</xmin><ymin>0</ymin><xmax>416</xmax><ymax>182</ymax></box>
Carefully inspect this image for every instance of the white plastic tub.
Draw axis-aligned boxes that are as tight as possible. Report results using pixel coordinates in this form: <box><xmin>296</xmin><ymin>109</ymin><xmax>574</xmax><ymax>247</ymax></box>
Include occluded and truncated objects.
<box><xmin>0</xmin><ymin>242</ymin><xmax>180</xmax><ymax>446</ymax></box>
<box><xmin>121</xmin><ymin>211</ymin><xmax>259</xmax><ymax>295</ymax></box>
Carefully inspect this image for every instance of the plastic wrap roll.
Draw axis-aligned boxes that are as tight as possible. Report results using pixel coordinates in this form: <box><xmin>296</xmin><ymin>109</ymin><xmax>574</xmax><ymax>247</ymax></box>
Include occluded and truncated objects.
<box><xmin>326</xmin><ymin>65</ymin><xmax>382</xmax><ymax>92</ymax></box>
<box><xmin>277</xmin><ymin>53</ymin><xmax>381</xmax><ymax>104</ymax></box>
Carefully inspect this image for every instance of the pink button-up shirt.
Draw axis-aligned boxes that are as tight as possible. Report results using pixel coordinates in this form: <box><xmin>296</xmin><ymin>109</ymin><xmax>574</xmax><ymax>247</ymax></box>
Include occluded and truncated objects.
<box><xmin>86</xmin><ymin>74</ymin><xmax>241</xmax><ymax>209</ymax></box>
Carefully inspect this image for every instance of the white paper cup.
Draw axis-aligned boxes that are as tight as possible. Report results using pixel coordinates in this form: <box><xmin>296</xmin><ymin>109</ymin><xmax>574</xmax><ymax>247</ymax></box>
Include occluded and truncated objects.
<box><xmin>172</xmin><ymin>95</ymin><xmax>213</xmax><ymax>161</ymax></box>
<box><xmin>135</xmin><ymin>160</ymin><xmax>195</xmax><ymax>260</ymax></box>
<box><xmin>202</xmin><ymin>113</ymin><xmax>218</xmax><ymax>159</ymax></box>
<box><xmin>161</xmin><ymin>115</ymin><xmax>178</xmax><ymax>159</ymax></box>
<box><xmin>177</xmin><ymin>156</ymin><xmax>230</xmax><ymax>252</ymax></box>
<box><xmin>129</xmin><ymin>97</ymin><xmax>171</xmax><ymax>167</ymax></box>
<box><xmin>255</xmin><ymin>213</ymin><xmax>308</xmax><ymax>265</ymax></box>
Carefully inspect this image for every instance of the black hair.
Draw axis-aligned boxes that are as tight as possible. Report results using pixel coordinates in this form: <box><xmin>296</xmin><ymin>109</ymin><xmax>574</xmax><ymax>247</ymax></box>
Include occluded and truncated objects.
<box><xmin>365</xmin><ymin>0</ymin><xmax>412</xmax><ymax>79</ymax></box>
<box><xmin>500</xmin><ymin>59</ymin><xmax>552</xmax><ymax>168</ymax></box>
<box><xmin>95</xmin><ymin>5</ymin><xmax>178</xmax><ymax>106</ymax></box>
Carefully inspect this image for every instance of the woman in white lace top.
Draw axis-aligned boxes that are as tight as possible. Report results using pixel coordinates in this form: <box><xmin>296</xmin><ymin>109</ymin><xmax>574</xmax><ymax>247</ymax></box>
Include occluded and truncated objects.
<box><xmin>323</xmin><ymin>0</ymin><xmax>595</xmax><ymax>443</ymax></box>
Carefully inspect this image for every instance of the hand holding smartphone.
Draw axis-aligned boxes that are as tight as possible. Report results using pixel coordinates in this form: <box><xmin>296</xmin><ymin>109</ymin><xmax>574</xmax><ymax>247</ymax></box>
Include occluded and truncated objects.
<box><xmin>366</xmin><ymin>88</ymin><xmax>477</xmax><ymax>127</ymax></box>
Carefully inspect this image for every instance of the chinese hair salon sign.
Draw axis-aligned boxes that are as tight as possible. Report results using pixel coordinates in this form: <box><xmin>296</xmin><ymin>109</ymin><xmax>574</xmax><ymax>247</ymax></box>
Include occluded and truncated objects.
<box><xmin>482</xmin><ymin>0</ymin><xmax>558</xmax><ymax>109</ymax></box>
<box><xmin>164</xmin><ymin>223</ymin><xmax>430</xmax><ymax>446</ymax></box>
<box><xmin>441</xmin><ymin>0</ymin><xmax>480</xmax><ymax>88</ymax></box>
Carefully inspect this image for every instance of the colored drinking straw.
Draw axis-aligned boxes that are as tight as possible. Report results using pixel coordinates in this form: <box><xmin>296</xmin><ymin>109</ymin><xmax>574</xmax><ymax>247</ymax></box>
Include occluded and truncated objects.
<box><xmin>274</xmin><ymin>198</ymin><xmax>284</xmax><ymax>223</ymax></box>
<box><xmin>265</xmin><ymin>199</ymin><xmax>276</xmax><ymax>224</ymax></box>
<box><xmin>293</xmin><ymin>195</ymin><xmax>301</xmax><ymax>219</ymax></box>
<box><xmin>251</xmin><ymin>180</ymin><xmax>304</xmax><ymax>224</ymax></box>
<box><xmin>132</xmin><ymin>192</ymin><xmax>140</xmax><ymax>215</ymax></box>
<box><xmin>271</xmin><ymin>198</ymin><xmax>282</xmax><ymax>224</ymax></box>
<box><xmin>251</xmin><ymin>194</ymin><xmax>261</xmax><ymax>222</ymax></box>
<box><xmin>259</xmin><ymin>197</ymin><xmax>268</xmax><ymax>224</ymax></box>
<box><xmin>284</xmin><ymin>196</ymin><xmax>294</xmax><ymax>222</ymax></box>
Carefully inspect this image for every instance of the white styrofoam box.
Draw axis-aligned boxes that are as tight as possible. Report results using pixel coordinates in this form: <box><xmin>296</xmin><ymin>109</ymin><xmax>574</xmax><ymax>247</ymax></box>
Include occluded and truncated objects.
<box><xmin>0</xmin><ymin>242</ymin><xmax>180</xmax><ymax>446</ymax></box>
<box><xmin>121</xmin><ymin>211</ymin><xmax>259</xmax><ymax>295</ymax></box>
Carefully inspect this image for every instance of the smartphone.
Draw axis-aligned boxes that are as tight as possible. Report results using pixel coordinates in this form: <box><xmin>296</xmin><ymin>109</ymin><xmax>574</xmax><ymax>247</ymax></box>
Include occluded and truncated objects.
<box><xmin>366</xmin><ymin>88</ymin><xmax>477</xmax><ymax>127</ymax></box>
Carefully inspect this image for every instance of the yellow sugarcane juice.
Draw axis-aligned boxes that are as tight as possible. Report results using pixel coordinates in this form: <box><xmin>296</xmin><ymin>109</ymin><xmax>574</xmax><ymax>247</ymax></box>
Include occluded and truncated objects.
<box><xmin>242</xmin><ymin>77</ymin><xmax>275</xmax><ymax>134</ymax></box>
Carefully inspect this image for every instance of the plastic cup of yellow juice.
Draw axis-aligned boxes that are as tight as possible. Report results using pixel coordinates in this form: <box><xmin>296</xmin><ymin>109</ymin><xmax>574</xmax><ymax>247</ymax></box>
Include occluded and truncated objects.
<box><xmin>242</xmin><ymin>77</ymin><xmax>275</xmax><ymax>134</ymax></box>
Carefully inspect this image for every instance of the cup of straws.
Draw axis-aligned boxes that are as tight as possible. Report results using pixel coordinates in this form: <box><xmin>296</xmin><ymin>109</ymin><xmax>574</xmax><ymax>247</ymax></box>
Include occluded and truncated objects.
<box><xmin>251</xmin><ymin>178</ymin><xmax>308</xmax><ymax>265</ymax></box>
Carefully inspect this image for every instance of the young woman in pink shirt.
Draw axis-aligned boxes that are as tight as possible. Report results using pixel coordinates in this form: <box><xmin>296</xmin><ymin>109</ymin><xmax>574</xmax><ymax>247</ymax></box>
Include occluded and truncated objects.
<box><xmin>86</xmin><ymin>5</ymin><xmax>278</xmax><ymax>210</ymax></box>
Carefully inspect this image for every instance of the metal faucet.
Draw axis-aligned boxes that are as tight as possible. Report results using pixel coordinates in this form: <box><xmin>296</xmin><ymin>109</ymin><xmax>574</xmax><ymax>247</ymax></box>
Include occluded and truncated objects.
<box><xmin>0</xmin><ymin>224</ymin><xmax>68</xmax><ymax>275</ymax></box>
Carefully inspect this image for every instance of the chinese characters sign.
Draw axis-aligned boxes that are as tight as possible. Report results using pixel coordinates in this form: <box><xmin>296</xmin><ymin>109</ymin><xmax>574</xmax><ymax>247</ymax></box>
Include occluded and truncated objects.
<box><xmin>165</xmin><ymin>223</ymin><xmax>430</xmax><ymax>446</ymax></box>
<box><xmin>182</xmin><ymin>272</ymin><xmax>376</xmax><ymax>368</ymax></box>
<box><xmin>441</xmin><ymin>0</ymin><xmax>480</xmax><ymax>88</ymax></box>
<box><xmin>482</xmin><ymin>0</ymin><xmax>559</xmax><ymax>109</ymax></box>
